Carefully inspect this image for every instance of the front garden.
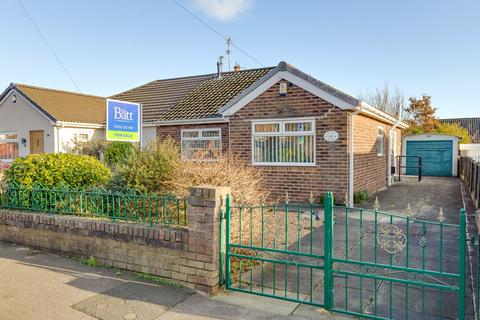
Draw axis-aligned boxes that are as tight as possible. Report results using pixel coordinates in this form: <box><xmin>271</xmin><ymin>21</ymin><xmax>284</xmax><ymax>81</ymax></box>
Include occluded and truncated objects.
<box><xmin>0</xmin><ymin>138</ymin><xmax>268</xmax><ymax>227</ymax></box>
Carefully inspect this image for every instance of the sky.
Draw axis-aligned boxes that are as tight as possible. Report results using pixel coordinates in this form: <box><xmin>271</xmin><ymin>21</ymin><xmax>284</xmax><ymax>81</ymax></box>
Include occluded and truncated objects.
<box><xmin>0</xmin><ymin>0</ymin><xmax>479</xmax><ymax>118</ymax></box>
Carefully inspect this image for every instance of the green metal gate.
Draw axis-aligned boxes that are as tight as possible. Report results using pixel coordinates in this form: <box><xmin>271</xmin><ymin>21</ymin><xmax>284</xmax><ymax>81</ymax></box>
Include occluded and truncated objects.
<box><xmin>221</xmin><ymin>193</ymin><xmax>467</xmax><ymax>319</ymax></box>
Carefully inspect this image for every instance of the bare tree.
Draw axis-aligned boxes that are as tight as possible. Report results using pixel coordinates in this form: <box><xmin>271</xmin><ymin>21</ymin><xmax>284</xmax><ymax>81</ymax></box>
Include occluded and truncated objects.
<box><xmin>358</xmin><ymin>85</ymin><xmax>406</xmax><ymax>119</ymax></box>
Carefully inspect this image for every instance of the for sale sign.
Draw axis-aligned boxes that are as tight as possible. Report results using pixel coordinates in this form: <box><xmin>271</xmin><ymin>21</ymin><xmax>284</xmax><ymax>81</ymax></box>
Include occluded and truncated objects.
<box><xmin>106</xmin><ymin>99</ymin><xmax>141</xmax><ymax>142</ymax></box>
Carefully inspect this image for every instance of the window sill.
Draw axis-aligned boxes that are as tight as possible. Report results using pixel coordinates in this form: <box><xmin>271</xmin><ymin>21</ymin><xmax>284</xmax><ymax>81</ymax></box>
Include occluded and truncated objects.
<box><xmin>252</xmin><ymin>162</ymin><xmax>316</xmax><ymax>167</ymax></box>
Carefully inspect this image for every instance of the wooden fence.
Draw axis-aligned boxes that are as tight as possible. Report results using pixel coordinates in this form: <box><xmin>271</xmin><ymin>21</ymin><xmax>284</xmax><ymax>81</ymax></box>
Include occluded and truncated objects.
<box><xmin>460</xmin><ymin>156</ymin><xmax>480</xmax><ymax>208</ymax></box>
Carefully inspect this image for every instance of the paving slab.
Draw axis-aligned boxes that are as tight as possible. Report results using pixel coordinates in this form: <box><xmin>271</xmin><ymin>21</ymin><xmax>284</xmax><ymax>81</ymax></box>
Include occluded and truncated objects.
<box><xmin>212</xmin><ymin>290</ymin><xmax>299</xmax><ymax>316</ymax></box>
<box><xmin>73</xmin><ymin>282</ymin><xmax>194</xmax><ymax>320</ymax></box>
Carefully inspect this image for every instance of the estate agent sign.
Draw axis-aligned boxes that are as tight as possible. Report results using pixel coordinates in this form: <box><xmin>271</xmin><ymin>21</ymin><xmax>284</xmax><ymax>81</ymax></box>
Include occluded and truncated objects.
<box><xmin>106</xmin><ymin>99</ymin><xmax>141</xmax><ymax>142</ymax></box>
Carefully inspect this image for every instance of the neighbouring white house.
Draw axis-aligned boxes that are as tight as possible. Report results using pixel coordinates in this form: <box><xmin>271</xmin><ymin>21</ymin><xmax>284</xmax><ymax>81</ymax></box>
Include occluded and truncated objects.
<box><xmin>0</xmin><ymin>83</ymin><xmax>156</xmax><ymax>162</ymax></box>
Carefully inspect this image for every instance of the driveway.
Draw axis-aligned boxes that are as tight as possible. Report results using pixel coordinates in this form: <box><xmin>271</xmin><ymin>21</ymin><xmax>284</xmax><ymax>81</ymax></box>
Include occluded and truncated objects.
<box><xmin>227</xmin><ymin>177</ymin><xmax>472</xmax><ymax>319</ymax></box>
<box><xmin>338</xmin><ymin>176</ymin><xmax>470</xmax><ymax>319</ymax></box>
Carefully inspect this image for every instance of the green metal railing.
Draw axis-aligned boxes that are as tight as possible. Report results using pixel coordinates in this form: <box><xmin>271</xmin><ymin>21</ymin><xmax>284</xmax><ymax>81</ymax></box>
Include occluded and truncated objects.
<box><xmin>0</xmin><ymin>184</ymin><xmax>187</xmax><ymax>226</ymax></box>
<box><xmin>331</xmin><ymin>205</ymin><xmax>466</xmax><ymax>320</ymax></box>
<box><xmin>222</xmin><ymin>192</ymin><xmax>467</xmax><ymax>320</ymax></box>
<box><xmin>223</xmin><ymin>194</ymin><xmax>327</xmax><ymax>306</ymax></box>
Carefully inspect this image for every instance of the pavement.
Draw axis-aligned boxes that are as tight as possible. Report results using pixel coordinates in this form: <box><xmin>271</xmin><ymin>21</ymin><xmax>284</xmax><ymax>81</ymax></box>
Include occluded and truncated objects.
<box><xmin>0</xmin><ymin>241</ymin><xmax>353</xmax><ymax>320</ymax></box>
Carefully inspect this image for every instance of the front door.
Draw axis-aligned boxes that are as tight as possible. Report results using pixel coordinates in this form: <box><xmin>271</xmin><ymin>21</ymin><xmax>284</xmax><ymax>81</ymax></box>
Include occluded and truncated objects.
<box><xmin>29</xmin><ymin>130</ymin><xmax>44</xmax><ymax>154</ymax></box>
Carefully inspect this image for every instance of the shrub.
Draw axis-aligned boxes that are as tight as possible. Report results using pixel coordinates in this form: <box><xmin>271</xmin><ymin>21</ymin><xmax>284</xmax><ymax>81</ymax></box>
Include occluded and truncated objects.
<box><xmin>354</xmin><ymin>190</ymin><xmax>369</xmax><ymax>204</ymax></box>
<box><xmin>5</xmin><ymin>153</ymin><xmax>112</xmax><ymax>189</ymax></box>
<box><xmin>117</xmin><ymin>139</ymin><xmax>179</xmax><ymax>194</ymax></box>
<box><xmin>72</xmin><ymin>139</ymin><xmax>108</xmax><ymax>160</ymax></box>
<box><xmin>104</xmin><ymin>141</ymin><xmax>134</xmax><ymax>166</ymax></box>
<box><xmin>171</xmin><ymin>152</ymin><xmax>268</xmax><ymax>206</ymax></box>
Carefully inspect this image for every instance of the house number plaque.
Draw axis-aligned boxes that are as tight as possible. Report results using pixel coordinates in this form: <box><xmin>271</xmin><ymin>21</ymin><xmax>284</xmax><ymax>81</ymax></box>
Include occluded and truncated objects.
<box><xmin>324</xmin><ymin>130</ymin><xmax>339</xmax><ymax>142</ymax></box>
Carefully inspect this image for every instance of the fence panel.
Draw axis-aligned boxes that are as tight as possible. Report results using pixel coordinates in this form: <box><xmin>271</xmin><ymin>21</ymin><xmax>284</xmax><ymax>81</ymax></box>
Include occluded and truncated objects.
<box><xmin>460</xmin><ymin>156</ymin><xmax>480</xmax><ymax>208</ymax></box>
<box><xmin>0</xmin><ymin>184</ymin><xmax>187</xmax><ymax>226</ymax></box>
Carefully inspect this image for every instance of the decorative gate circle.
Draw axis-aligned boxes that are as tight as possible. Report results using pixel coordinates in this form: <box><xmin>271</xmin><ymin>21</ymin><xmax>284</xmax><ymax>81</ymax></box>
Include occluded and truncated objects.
<box><xmin>377</xmin><ymin>224</ymin><xmax>406</xmax><ymax>254</ymax></box>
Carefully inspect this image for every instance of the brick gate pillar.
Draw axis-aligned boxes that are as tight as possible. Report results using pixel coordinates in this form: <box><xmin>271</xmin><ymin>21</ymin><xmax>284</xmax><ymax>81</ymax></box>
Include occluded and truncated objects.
<box><xmin>187</xmin><ymin>185</ymin><xmax>231</xmax><ymax>294</ymax></box>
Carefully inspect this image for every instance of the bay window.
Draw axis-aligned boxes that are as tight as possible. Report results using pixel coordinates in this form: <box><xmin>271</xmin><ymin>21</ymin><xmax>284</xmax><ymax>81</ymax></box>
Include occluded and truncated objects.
<box><xmin>181</xmin><ymin>128</ymin><xmax>221</xmax><ymax>160</ymax></box>
<box><xmin>252</xmin><ymin>119</ymin><xmax>315</xmax><ymax>166</ymax></box>
<box><xmin>0</xmin><ymin>132</ymin><xmax>19</xmax><ymax>162</ymax></box>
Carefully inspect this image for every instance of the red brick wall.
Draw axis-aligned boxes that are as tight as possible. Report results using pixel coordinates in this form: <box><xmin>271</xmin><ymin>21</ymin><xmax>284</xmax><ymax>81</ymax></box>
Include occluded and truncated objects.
<box><xmin>353</xmin><ymin>114</ymin><xmax>402</xmax><ymax>194</ymax></box>
<box><xmin>155</xmin><ymin>82</ymin><xmax>403</xmax><ymax>203</ymax></box>
<box><xmin>228</xmin><ymin>81</ymin><xmax>349</xmax><ymax>203</ymax></box>
<box><xmin>156</xmin><ymin>122</ymin><xmax>229</xmax><ymax>153</ymax></box>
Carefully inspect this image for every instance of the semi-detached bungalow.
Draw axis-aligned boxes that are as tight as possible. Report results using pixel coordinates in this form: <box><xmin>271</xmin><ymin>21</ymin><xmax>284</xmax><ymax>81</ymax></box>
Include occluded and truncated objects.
<box><xmin>0</xmin><ymin>61</ymin><xmax>408</xmax><ymax>204</ymax></box>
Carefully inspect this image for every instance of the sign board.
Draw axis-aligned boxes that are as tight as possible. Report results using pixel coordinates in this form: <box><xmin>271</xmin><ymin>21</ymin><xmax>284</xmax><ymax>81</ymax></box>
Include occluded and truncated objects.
<box><xmin>324</xmin><ymin>130</ymin><xmax>339</xmax><ymax>142</ymax></box>
<box><xmin>106</xmin><ymin>99</ymin><xmax>141</xmax><ymax>142</ymax></box>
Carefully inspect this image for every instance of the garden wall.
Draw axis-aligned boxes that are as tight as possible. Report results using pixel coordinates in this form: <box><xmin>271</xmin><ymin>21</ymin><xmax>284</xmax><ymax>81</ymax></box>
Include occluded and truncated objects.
<box><xmin>0</xmin><ymin>185</ymin><xmax>230</xmax><ymax>294</ymax></box>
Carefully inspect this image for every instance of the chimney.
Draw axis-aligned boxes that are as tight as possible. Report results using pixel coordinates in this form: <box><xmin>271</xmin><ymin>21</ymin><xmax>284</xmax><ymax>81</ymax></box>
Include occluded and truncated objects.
<box><xmin>216</xmin><ymin>56</ymin><xmax>224</xmax><ymax>79</ymax></box>
<box><xmin>233</xmin><ymin>62</ymin><xmax>241</xmax><ymax>72</ymax></box>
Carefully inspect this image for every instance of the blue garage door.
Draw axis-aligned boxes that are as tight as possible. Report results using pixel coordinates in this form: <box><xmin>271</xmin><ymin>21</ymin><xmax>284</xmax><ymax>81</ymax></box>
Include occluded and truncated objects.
<box><xmin>406</xmin><ymin>140</ymin><xmax>453</xmax><ymax>176</ymax></box>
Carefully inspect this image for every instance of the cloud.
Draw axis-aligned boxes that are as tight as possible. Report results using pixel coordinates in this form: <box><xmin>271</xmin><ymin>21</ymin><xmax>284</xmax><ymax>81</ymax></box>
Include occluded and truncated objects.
<box><xmin>193</xmin><ymin>0</ymin><xmax>252</xmax><ymax>22</ymax></box>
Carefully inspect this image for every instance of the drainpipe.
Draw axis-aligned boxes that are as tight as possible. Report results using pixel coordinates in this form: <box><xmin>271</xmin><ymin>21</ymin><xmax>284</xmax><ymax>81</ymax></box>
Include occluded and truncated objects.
<box><xmin>387</xmin><ymin>108</ymin><xmax>402</xmax><ymax>187</ymax></box>
<box><xmin>349</xmin><ymin>106</ymin><xmax>362</xmax><ymax>207</ymax></box>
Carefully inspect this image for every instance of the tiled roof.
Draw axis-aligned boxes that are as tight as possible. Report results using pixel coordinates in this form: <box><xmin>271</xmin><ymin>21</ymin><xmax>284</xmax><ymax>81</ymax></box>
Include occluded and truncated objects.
<box><xmin>14</xmin><ymin>84</ymin><xmax>106</xmax><ymax>124</ymax></box>
<box><xmin>161</xmin><ymin>67</ymin><xmax>272</xmax><ymax>121</ymax></box>
<box><xmin>441</xmin><ymin>117</ymin><xmax>480</xmax><ymax>143</ymax></box>
<box><xmin>111</xmin><ymin>74</ymin><xmax>215</xmax><ymax>123</ymax></box>
<box><xmin>5</xmin><ymin>61</ymin><xmax>386</xmax><ymax>126</ymax></box>
<box><xmin>111</xmin><ymin>67</ymin><xmax>272</xmax><ymax>123</ymax></box>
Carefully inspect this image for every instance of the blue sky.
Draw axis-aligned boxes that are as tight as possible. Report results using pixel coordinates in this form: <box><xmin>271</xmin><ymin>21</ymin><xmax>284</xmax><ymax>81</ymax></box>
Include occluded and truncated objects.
<box><xmin>1</xmin><ymin>0</ymin><xmax>478</xmax><ymax>118</ymax></box>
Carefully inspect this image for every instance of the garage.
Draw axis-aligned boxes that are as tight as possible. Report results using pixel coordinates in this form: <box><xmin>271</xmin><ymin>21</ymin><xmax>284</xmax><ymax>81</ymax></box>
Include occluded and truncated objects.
<box><xmin>402</xmin><ymin>134</ymin><xmax>459</xmax><ymax>177</ymax></box>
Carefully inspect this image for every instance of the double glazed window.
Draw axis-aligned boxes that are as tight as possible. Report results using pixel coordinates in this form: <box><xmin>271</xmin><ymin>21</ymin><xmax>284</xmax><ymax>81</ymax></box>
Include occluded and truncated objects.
<box><xmin>252</xmin><ymin>119</ymin><xmax>315</xmax><ymax>166</ymax></box>
<box><xmin>0</xmin><ymin>132</ymin><xmax>19</xmax><ymax>162</ymax></box>
<box><xmin>181</xmin><ymin>128</ymin><xmax>221</xmax><ymax>160</ymax></box>
<box><xmin>377</xmin><ymin>127</ymin><xmax>384</xmax><ymax>156</ymax></box>
<box><xmin>74</xmin><ymin>133</ymin><xmax>90</xmax><ymax>142</ymax></box>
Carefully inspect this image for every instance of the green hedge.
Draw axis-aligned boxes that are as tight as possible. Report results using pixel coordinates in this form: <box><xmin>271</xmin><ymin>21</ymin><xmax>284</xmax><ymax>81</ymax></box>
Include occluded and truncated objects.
<box><xmin>104</xmin><ymin>141</ymin><xmax>134</xmax><ymax>166</ymax></box>
<box><xmin>5</xmin><ymin>153</ymin><xmax>112</xmax><ymax>189</ymax></box>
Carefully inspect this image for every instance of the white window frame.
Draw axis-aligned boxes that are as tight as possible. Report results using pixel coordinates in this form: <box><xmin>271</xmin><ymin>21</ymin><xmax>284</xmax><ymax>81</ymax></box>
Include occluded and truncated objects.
<box><xmin>181</xmin><ymin>128</ymin><xmax>222</xmax><ymax>161</ymax></box>
<box><xmin>377</xmin><ymin>127</ymin><xmax>385</xmax><ymax>156</ymax></box>
<box><xmin>0</xmin><ymin>131</ymin><xmax>19</xmax><ymax>162</ymax></box>
<box><xmin>251</xmin><ymin>118</ymin><xmax>316</xmax><ymax>166</ymax></box>
<box><xmin>74</xmin><ymin>132</ymin><xmax>90</xmax><ymax>142</ymax></box>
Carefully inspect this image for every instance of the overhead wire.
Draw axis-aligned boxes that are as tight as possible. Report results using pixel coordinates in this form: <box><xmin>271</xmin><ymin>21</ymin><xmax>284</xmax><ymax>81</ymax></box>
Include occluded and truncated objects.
<box><xmin>172</xmin><ymin>0</ymin><xmax>266</xmax><ymax>69</ymax></box>
<box><xmin>16</xmin><ymin>0</ymin><xmax>82</xmax><ymax>93</ymax></box>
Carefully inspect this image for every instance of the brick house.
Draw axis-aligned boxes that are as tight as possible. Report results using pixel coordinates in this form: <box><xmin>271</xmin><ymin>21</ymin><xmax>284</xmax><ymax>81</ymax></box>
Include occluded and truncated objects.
<box><xmin>113</xmin><ymin>61</ymin><xmax>408</xmax><ymax>204</ymax></box>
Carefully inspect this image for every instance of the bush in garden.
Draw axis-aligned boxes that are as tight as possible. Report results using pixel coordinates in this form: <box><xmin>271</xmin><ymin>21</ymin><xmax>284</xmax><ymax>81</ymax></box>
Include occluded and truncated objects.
<box><xmin>72</xmin><ymin>139</ymin><xmax>108</xmax><ymax>160</ymax></box>
<box><xmin>354</xmin><ymin>190</ymin><xmax>369</xmax><ymax>204</ymax></box>
<box><xmin>5</xmin><ymin>153</ymin><xmax>112</xmax><ymax>189</ymax></box>
<box><xmin>104</xmin><ymin>141</ymin><xmax>134</xmax><ymax>166</ymax></box>
<box><xmin>117</xmin><ymin>138</ymin><xmax>180</xmax><ymax>194</ymax></box>
<box><xmin>171</xmin><ymin>152</ymin><xmax>268</xmax><ymax>206</ymax></box>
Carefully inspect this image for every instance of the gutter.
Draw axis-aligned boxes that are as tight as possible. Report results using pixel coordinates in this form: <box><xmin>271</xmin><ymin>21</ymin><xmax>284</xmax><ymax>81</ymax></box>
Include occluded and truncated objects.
<box><xmin>143</xmin><ymin>117</ymin><xmax>229</xmax><ymax>127</ymax></box>
<box><xmin>349</xmin><ymin>105</ymin><xmax>363</xmax><ymax>207</ymax></box>
<box><xmin>359</xmin><ymin>101</ymin><xmax>408</xmax><ymax>129</ymax></box>
<box><xmin>55</xmin><ymin>121</ymin><xmax>104</xmax><ymax>129</ymax></box>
